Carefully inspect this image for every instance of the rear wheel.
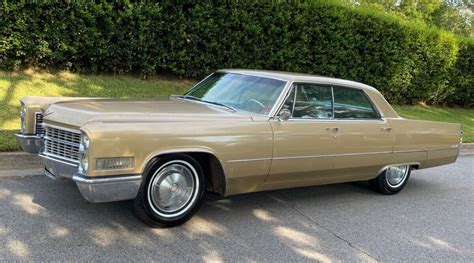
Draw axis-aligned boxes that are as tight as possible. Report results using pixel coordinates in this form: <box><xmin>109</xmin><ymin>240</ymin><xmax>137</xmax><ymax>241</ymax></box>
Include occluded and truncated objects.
<box><xmin>133</xmin><ymin>154</ymin><xmax>205</xmax><ymax>227</ymax></box>
<box><xmin>369</xmin><ymin>165</ymin><xmax>411</xmax><ymax>195</ymax></box>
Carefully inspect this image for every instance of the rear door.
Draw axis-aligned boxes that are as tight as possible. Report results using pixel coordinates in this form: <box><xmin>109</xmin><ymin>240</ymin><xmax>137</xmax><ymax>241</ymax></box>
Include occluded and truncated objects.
<box><xmin>330</xmin><ymin>86</ymin><xmax>394</xmax><ymax>179</ymax></box>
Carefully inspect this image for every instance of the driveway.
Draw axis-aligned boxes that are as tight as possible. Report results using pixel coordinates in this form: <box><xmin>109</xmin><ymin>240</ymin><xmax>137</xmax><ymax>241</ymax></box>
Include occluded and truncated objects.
<box><xmin>0</xmin><ymin>155</ymin><xmax>472</xmax><ymax>262</ymax></box>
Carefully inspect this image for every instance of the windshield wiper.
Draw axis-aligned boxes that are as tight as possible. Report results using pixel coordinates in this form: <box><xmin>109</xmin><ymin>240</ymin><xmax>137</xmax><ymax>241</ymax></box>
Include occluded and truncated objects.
<box><xmin>177</xmin><ymin>95</ymin><xmax>202</xmax><ymax>101</ymax></box>
<box><xmin>201</xmin><ymin>100</ymin><xmax>236</xmax><ymax>112</ymax></box>
<box><xmin>179</xmin><ymin>95</ymin><xmax>235</xmax><ymax>112</ymax></box>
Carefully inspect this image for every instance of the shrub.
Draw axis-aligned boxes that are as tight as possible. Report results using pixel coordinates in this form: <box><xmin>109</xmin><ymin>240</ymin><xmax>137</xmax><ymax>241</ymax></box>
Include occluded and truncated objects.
<box><xmin>0</xmin><ymin>1</ymin><xmax>472</xmax><ymax>106</ymax></box>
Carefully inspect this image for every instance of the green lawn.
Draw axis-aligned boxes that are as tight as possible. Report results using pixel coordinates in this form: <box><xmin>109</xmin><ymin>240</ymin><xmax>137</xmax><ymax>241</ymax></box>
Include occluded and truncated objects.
<box><xmin>0</xmin><ymin>70</ymin><xmax>195</xmax><ymax>151</ymax></box>
<box><xmin>0</xmin><ymin>70</ymin><xmax>472</xmax><ymax>151</ymax></box>
<box><xmin>394</xmin><ymin>105</ymin><xmax>473</xmax><ymax>143</ymax></box>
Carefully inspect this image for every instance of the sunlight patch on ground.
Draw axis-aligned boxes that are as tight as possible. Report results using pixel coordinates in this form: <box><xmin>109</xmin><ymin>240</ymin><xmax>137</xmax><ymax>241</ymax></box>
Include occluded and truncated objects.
<box><xmin>11</xmin><ymin>193</ymin><xmax>45</xmax><ymax>215</ymax></box>
<box><xmin>274</xmin><ymin>226</ymin><xmax>315</xmax><ymax>246</ymax></box>
<box><xmin>183</xmin><ymin>216</ymin><xmax>226</xmax><ymax>237</ymax></box>
<box><xmin>89</xmin><ymin>226</ymin><xmax>119</xmax><ymax>247</ymax></box>
<box><xmin>294</xmin><ymin>248</ymin><xmax>333</xmax><ymax>263</ymax></box>
<box><xmin>252</xmin><ymin>208</ymin><xmax>277</xmax><ymax>222</ymax></box>
<box><xmin>6</xmin><ymin>239</ymin><xmax>30</xmax><ymax>258</ymax></box>
<box><xmin>89</xmin><ymin>222</ymin><xmax>151</xmax><ymax>247</ymax></box>
<box><xmin>0</xmin><ymin>188</ymin><xmax>12</xmax><ymax>199</ymax></box>
<box><xmin>201</xmin><ymin>243</ymin><xmax>223</xmax><ymax>263</ymax></box>
<box><xmin>428</xmin><ymin>237</ymin><xmax>460</xmax><ymax>253</ymax></box>
<box><xmin>48</xmin><ymin>223</ymin><xmax>70</xmax><ymax>238</ymax></box>
<box><xmin>150</xmin><ymin>228</ymin><xmax>175</xmax><ymax>239</ymax></box>
<box><xmin>0</xmin><ymin>224</ymin><xmax>8</xmax><ymax>235</ymax></box>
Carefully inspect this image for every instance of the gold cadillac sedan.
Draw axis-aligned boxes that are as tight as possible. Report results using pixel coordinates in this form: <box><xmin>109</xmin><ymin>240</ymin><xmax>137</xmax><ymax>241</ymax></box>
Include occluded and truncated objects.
<box><xmin>16</xmin><ymin>70</ymin><xmax>462</xmax><ymax>227</ymax></box>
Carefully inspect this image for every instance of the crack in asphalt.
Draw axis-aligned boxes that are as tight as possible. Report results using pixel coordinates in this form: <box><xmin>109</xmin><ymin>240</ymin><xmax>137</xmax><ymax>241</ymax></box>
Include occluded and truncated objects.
<box><xmin>277</xmin><ymin>192</ymin><xmax>379</xmax><ymax>262</ymax></box>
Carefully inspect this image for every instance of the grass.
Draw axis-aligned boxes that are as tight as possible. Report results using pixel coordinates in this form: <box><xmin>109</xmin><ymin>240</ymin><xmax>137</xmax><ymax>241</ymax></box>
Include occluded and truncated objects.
<box><xmin>0</xmin><ymin>69</ymin><xmax>195</xmax><ymax>151</ymax></box>
<box><xmin>394</xmin><ymin>105</ymin><xmax>473</xmax><ymax>143</ymax></box>
<box><xmin>0</xmin><ymin>69</ymin><xmax>472</xmax><ymax>151</ymax></box>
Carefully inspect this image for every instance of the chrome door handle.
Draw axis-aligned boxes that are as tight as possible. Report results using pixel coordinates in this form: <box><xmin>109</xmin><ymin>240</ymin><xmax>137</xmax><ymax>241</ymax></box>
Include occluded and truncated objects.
<box><xmin>381</xmin><ymin>127</ymin><xmax>392</xmax><ymax>132</ymax></box>
<box><xmin>326</xmin><ymin>127</ymin><xmax>339</xmax><ymax>133</ymax></box>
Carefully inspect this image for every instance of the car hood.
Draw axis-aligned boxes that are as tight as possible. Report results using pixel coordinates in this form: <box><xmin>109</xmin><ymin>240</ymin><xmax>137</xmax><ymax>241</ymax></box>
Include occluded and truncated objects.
<box><xmin>43</xmin><ymin>98</ymin><xmax>254</xmax><ymax>127</ymax></box>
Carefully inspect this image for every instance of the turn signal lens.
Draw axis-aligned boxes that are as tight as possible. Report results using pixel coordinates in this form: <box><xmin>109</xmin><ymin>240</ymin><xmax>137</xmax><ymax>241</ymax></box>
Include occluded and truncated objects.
<box><xmin>96</xmin><ymin>157</ymin><xmax>134</xmax><ymax>170</ymax></box>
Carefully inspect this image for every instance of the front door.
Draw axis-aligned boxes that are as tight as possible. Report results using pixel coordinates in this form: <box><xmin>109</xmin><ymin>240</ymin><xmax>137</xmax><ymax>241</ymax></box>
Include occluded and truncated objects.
<box><xmin>266</xmin><ymin>83</ymin><xmax>339</xmax><ymax>184</ymax></box>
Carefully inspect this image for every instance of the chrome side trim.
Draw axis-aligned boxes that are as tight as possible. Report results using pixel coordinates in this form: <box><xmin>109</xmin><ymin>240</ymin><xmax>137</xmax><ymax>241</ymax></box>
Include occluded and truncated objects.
<box><xmin>272</xmin><ymin>151</ymin><xmax>393</xmax><ymax>160</ymax></box>
<box><xmin>227</xmin><ymin>147</ymin><xmax>456</xmax><ymax>163</ymax></box>
<box><xmin>73</xmin><ymin>174</ymin><xmax>142</xmax><ymax>203</ymax></box>
<box><xmin>227</xmin><ymin>157</ymin><xmax>272</xmax><ymax>163</ymax></box>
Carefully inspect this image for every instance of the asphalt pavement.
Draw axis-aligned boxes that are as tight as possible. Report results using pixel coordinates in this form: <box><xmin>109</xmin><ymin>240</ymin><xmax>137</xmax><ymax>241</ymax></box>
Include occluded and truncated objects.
<box><xmin>0</xmin><ymin>155</ymin><xmax>472</xmax><ymax>262</ymax></box>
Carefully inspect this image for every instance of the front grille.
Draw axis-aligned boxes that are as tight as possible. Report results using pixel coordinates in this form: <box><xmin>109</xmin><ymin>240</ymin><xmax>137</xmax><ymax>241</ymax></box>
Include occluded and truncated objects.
<box><xmin>44</xmin><ymin>126</ymin><xmax>81</xmax><ymax>163</ymax></box>
<box><xmin>35</xmin><ymin>113</ymin><xmax>44</xmax><ymax>136</ymax></box>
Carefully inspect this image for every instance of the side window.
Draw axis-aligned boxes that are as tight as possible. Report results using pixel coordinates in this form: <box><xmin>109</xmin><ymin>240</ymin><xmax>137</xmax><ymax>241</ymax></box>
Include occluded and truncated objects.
<box><xmin>281</xmin><ymin>86</ymin><xmax>296</xmax><ymax>112</ymax></box>
<box><xmin>333</xmin><ymin>87</ymin><xmax>379</xmax><ymax>119</ymax></box>
<box><xmin>281</xmin><ymin>83</ymin><xmax>333</xmax><ymax>119</ymax></box>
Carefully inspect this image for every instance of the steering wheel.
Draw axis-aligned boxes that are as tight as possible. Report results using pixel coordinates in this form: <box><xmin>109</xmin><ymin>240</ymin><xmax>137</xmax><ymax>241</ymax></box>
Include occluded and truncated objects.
<box><xmin>243</xmin><ymin>99</ymin><xmax>266</xmax><ymax>113</ymax></box>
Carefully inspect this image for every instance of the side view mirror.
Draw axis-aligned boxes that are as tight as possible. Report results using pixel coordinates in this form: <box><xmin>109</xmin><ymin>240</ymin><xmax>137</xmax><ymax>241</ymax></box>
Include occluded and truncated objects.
<box><xmin>278</xmin><ymin>109</ymin><xmax>291</xmax><ymax>122</ymax></box>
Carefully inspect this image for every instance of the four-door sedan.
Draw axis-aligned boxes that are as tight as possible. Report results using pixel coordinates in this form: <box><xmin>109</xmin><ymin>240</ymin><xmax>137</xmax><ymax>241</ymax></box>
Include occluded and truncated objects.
<box><xmin>16</xmin><ymin>70</ymin><xmax>462</xmax><ymax>227</ymax></box>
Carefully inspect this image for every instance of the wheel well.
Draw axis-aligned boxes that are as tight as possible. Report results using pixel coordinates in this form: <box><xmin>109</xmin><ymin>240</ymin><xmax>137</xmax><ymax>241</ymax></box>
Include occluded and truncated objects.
<box><xmin>145</xmin><ymin>152</ymin><xmax>226</xmax><ymax>196</ymax></box>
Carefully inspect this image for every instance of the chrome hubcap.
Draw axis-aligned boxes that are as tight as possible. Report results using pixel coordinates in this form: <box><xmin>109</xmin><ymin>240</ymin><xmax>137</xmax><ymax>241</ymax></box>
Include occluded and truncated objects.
<box><xmin>386</xmin><ymin>165</ymin><xmax>409</xmax><ymax>187</ymax></box>
<box><xmin>149</xmin><ymin>162</ymin><xmax>196</xmax><ymax>215</ymax></box>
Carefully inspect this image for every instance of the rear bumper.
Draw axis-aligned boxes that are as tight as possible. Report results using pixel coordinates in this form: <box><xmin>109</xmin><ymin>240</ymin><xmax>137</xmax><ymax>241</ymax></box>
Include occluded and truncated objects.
<box><xmin>15</xmin><ymin>133</ymin><xmax>43</xmax><ymax>154</ymax></box>
<box><xmin>40</xmin><ymin>153</ymin><xmax>142</xmax><ymax>203</ymax></box>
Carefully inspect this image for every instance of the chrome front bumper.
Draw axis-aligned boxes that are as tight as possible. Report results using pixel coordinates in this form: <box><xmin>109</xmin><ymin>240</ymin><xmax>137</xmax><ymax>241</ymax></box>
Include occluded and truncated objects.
<box><xmin>73</xmin><ymin>174</ymin><xmax>142</xmax><ymax>203</ymax></box>
<box><xmin>15</xmin><ymin>134</ymin><xmax>43</xmax><ymax>154</ymax></box>
<box><xmin>40</xmin><ymin>153</ymin><xmax>78</xmax><ymax>179</ymax></box>
<box><xmin>39</xmin><ymin>153</ymin><xmax>142</xmax><ymax>203</ymax></box>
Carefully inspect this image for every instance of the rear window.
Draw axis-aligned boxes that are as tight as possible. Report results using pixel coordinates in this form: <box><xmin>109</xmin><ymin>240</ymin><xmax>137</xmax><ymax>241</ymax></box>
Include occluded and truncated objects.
<box><xmin>333</xmin><ymin>87</ymin><xmax>379</xmax><ymax>119</ymax></box>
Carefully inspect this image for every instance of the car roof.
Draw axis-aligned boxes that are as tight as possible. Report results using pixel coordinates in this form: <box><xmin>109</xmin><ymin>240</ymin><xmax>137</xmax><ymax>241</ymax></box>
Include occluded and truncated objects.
<box><xmin>217</xmin><ymin>69</ymin><xmax>379</xmax><ymax>92</ymax></box>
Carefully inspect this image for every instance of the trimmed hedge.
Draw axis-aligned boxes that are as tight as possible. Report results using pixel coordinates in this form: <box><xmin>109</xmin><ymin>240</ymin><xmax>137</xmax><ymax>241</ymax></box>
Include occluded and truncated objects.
<box><xmin>0</xmin><ymin>1</ymin><xmax>472</xmax><ymax>106</ymax></box>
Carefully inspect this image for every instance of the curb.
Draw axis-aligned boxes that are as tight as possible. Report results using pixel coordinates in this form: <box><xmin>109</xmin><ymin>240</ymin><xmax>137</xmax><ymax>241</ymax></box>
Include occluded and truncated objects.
<box><xmin>461</xmin><ymin>143</ymin><xmax>474</xmax><ymax>149</ymax></box>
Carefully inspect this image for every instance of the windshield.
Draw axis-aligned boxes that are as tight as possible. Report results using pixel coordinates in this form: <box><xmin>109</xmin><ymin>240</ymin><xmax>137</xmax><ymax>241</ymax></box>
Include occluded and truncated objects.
<box><xmin>184</xmin><ymin>73</ymin><xmax>287</xmax><ymax>115</ymax></box>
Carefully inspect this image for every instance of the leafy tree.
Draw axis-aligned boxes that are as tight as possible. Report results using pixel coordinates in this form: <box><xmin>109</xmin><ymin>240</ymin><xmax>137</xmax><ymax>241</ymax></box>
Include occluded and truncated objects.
<box><xmin>349</xmin><ymin>0</ymin><xmax>473</xmax><ymax>36</ymax></box>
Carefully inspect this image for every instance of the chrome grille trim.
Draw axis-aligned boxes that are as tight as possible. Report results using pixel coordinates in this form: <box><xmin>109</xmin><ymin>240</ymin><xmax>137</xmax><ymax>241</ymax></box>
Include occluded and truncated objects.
<box><xmin>35</xmin><ymin>112</ymin><xmax>44</xmax><ymax>136</ymax></box>
<box><xmin>43</xmin><ymin>125</ymin><xmax>81</xmax><ymax>164</ymax></box>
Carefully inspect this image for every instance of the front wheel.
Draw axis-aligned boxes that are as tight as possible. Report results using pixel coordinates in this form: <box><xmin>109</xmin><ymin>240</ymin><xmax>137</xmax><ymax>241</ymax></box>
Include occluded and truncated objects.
<box><xmin>133</xmin><ymin>154</ymin><xmax>205</xmax><ymax>227</ymax></box>
<box><xmin>369</xmin><ymin>165</ymin><xmax>411</xmax><ymax>195</ymax></box>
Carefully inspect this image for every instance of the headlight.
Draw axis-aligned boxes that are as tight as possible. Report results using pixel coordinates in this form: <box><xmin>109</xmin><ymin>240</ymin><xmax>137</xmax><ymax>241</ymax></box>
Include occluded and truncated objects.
<box><xmin>79</xmin><ymin>153</ymin><xmax>88</xmax><ymax>174</ymax></box>
<box><xmin>80</xmin><ymin>132</ymin><xmax>90</xmax><ymax>150</ymax></box>
<box><xmin>20</xmin><ymin>104</ymin><xmax>26</xmax><ymax>133</ymax></box>
<box><xmin>79</xmin><ymin>132</ymin><xmax>90</xmax><ymax>174</ymax></box>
